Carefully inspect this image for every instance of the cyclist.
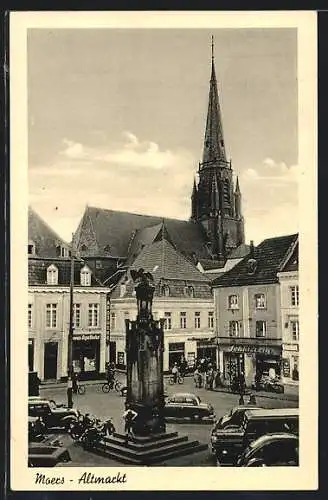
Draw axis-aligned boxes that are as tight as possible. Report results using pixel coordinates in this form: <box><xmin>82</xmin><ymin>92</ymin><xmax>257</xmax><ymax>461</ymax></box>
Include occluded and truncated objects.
<box><xmin>171</xmin><ymin>363</ymin><xmax>179</xmax><ymax>384</ymax></box>
<box><xmin>107</xmin><ymin>362</ymin><xmax>116</xmax><ymax>388</ymax></box>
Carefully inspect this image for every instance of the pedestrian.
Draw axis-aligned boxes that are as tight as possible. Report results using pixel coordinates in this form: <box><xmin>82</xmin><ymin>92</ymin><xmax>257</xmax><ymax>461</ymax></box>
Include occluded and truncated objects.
<box><xmin>239</xmin><ymin>394</ymin><xmax>245</xmax><ymax>405</ymax></box>
<box><xmin>171</xmin><ymin>363</ymin><xmax>179</xmax><ymax>384</ymax></box>
<box><xmin>123</xmin><ymin>405</ymin><xmax>138</xmax><ymax>443</ymax></box>
<box><xmin>72</xmin><ymin>372</ymin><xmax>78</xmax><ymax>394</ymax></box>
<box><xmin>194</xmin><ymin>367</ymin><xmax>201</xmax><ymax>388</ymax></box>
<box><xmin>248</xmin><ymin>393</ymin><xmax>257</xmax><ymax>406</ymax></box>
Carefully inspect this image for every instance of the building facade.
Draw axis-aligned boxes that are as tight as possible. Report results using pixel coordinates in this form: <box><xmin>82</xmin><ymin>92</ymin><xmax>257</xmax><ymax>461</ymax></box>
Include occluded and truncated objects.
<box><xmin>212</xmin><ymin>234</ymin><xmax>298</xmax><ymax>388</ymax></box>
<box><xmin>278</xmin><ymin>249</ymin><xmax>299</xmax><ymax>386</ymax></box>
<box><xmin>28</xmin><ymin>208</ymin><xmax>110</xmax><ymax>381</ymax></box>
<box><xmin>109</xmin><ymin>235</ymin><xmax>216</xmax><ymax>372</ymax></box>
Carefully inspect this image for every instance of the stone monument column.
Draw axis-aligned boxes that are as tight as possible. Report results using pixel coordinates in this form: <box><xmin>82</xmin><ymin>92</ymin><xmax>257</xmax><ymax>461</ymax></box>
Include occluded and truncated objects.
<box><xmin>125</xmin><ymin>268</ymin><xmax>166</xmax><ymax>436</ymax></box>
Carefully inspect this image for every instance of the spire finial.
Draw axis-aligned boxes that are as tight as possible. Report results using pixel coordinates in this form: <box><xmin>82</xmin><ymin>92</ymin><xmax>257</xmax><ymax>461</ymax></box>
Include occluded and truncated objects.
<box><xmin>211</xmin><ymin>35</ymin><xmax>214</xmax><ymax>62</ymax></box>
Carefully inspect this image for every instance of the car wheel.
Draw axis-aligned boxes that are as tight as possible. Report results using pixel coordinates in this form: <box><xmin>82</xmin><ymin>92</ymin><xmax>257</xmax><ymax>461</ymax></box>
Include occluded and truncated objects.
<box><xmin>102</xmin><ymin>383</ymin><xmax>110</xmax><ymax>394</ymax></box>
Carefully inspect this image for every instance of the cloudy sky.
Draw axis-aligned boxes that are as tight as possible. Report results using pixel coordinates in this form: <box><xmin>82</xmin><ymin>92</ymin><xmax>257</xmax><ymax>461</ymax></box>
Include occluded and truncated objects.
<box><xmin>28</xmin><ymin>28</ymin><xmax>298</xmax><ymax>245</ymax></box>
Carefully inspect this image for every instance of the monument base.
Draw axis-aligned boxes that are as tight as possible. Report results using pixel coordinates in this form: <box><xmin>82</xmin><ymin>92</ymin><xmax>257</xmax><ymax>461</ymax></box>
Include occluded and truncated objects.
<box><xmin>93</xmin><ymin>431</ymin><xmax>208</xmax><ymax>466</ymax></box>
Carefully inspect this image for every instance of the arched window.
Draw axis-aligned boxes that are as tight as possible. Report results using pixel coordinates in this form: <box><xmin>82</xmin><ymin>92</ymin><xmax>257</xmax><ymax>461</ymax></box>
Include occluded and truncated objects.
<box><xmin>184</xmin><ymin>285</ymin><xmax>195</xmax><ymax>298</ymax></box>
<box><xmin>81</xmin><ymin>244</ymin><xmax>88</xmax><ymax>252</ymax></box>
<box><xmin>47</xmin><ymin>264</ymin><xmax>58</xmax><ymax>285</ymax></box>
<box><xmin>80</xmin><ymin>265</ymin><xmax>91</xmax><ymax>286</ymax></box>
<box><xmin>223</xmin><ymin>180</ymin><xmax>230</xmax><ymax>204</ymax></box>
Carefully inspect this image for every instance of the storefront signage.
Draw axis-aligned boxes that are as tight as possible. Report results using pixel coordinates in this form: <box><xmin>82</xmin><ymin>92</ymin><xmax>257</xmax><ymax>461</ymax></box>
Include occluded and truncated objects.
<box><xmin>282</xmin><ymin>343</ymin><xmax>299</xmax><ymax>352</ymax></box>
<box><xmin>229</xmin><ymin>345</ymin><xmax>279</xmax><ymax>356</ymax></box>
<box><xmin>282</xmin><ymin>358</ymin><xmax>290</xmax><ymax>377</ymax></box>
<box><xmin>74</xmin><ymin>333</ymin><xmax>100</xmax><ymax>341</ymax></box>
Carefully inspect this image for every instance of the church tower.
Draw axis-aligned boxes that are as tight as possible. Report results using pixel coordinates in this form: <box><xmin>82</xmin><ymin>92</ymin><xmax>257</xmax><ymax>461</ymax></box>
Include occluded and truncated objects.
<box><xmin>191</xmin><ymin>37</ymin><xmax>245</xmax><ymax>260</ymax></box>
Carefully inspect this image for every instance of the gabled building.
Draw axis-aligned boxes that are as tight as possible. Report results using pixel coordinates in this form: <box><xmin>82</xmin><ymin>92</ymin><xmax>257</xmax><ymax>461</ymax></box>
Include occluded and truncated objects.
<box><xmin>73</xmin><ymin>43</ymin><xmax>248</xmax><ymax>279</ymax></box>
<box><xmin>109</xmin><ymin>226</ymin><xmax>216</xmax><ymax>372</ymax></box>
<box><xmin>28</xmin><ymin>207</ymin><xmax>110</xmax><ymax>381</ymax></box>
<box><xmin>277</xmin><ymin>239</ymin><xmax>299</xmax><ymax>386</ymax></box>
<box><xmin>212</xmin><ymin>234</ymin><xmax>298</xmax><ymax>389</ymax></box>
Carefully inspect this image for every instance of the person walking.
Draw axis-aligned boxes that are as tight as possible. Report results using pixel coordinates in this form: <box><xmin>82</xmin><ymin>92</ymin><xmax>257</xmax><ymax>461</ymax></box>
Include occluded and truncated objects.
<box><xmin>171</xmin><ymin>363</ymin><xmax>179</xmax><ymax>384</ymax></box>
<box><xmin>123</xmin><ymin>405</ymin><xmax>138</xmax><ymax>443</ymax></box>
<box><xmin>72</xmin><ymin>372</ymin><xmax>79</xmax><ymax>395</ymax></box>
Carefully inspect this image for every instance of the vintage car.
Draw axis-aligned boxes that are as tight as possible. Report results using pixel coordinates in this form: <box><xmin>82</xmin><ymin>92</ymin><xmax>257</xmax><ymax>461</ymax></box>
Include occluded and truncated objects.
<box><xmin>28</xmin><ymin>416</ymin><xmax>46</xmax><ymax>441</ymax></box>
<box><xmin>236</xmin><ymin>433</ymin><xmax>299</xmax><ymax>467</ymax></box>
<box><xmin>212</xmin><ymin>408</ymin><xmax>299</xmax><ymax>466</ymax></box>
<box><xmin>28</xmin><ymin>442</ymin><xmax>71</xmax><ymax>467</ymax></box>
<box><xmin>163</xmin><ymin>392</ymin><xmax>215</xmax><ymax>422</ymax></box>
<box><xmin>28</xmin><ymin>398</ymin><xmax>78</xmax><ymax>431</ymax></box>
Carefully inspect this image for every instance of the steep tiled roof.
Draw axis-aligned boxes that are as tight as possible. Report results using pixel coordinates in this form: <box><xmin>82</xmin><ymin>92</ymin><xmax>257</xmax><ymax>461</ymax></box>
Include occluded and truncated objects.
<box><xmin>132</xmin><ymin>240</ymin><xmax>210</xmax><ymax>282</ymax></box>
<box><xmin>28</xmin><ymin>258</ymin><xmax>103</xmax><ymax>287</ymax></box>
<box><xmin>228</xmin><ymin>243</ymin><xmax>250</xmax><ymax>259</ymax></box>
<box><xmin>126</xmin><ymin>223</ymin><xmax>162</xmax><ymax>264</ymax></box>
<box><xmin>212</xmin><ymin>234</ymin><xmax>298</xmax><ymax>287</ymax></box>
<box><xmin>28</xmin><ymin>207</ymin><xmax>69</xmax><ymax>258</ymax></box>
<box><xmin>198</xmin><ymin>258</ymin><xmax>225</xmax><ymax>271</ymax></box>
<box><xmin>279</xmin><ymin>241</ymin><xmax>299</xmax><ymax>272</ymax></box>
<box><xmin>74</xmin><ymin>206</ymin><xmax>211</xmax><ymax>260</ymax></box>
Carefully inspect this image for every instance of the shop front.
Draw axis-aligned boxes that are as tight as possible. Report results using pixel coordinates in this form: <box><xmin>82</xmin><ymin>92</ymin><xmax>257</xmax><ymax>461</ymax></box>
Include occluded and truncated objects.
<box><xmin>196</xmin><ymin>339</ymin><xmax>217</xmax><ymax>368</ymax></box>
<box><xmin>219</xmin><ymin>342</ymin><xmax>282</xmax><ymax>388</ymax></box>
<box><xmin>168</xmin><ymin>342</ymin><xmax>185</xmax><ymax>371</ymax></box>
<box><xmin>72</xmin><ymin>333</ymin><xmax>100</xmax><ymax>380</ymax></box>
<box><xmin>282</xmin><ymin>343</ymin><xmax>299</xmax><ymax>386</ymax></box>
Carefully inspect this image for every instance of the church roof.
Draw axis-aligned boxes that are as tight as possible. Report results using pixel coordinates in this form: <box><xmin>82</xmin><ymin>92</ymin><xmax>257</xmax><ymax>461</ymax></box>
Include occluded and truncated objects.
<box><xmin>228</xmin><ymin>243</ymin><xmax>250</xmax><ymax>259</ymax></box>
<box><xmin>28</xmin><ymin>206</ymin><xmax>69</xmax><ymax>258</ymax></box>
<box><xmin>74</xmin><ymin>206</ymin><xmax>211</xmax><ymax>261</ymax></box>
<box><xmin>212</xmin><ymin>234</ymin><xmax>298</xmax><ymax>287</ymax></box>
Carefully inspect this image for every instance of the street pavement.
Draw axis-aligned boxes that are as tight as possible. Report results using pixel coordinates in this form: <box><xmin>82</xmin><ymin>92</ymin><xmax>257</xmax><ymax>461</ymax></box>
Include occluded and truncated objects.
<box><xmin>39</xmin><ymin>374</ymin><xmax>298</xmax><ymax>467</ymax></box>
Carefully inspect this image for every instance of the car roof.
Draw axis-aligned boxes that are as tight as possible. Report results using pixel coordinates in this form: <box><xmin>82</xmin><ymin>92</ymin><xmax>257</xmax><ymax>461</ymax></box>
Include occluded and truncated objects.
<box><xmin>233</xmin><ymin>406</ymin><xmax>260</xmax><ymax>412</ymax></box>
<box><xmin>250</xmin><ymin>433</ymin><xmax>298</xmax><ymax>448</ymax></box>
<box><xmin>28</xmin><ymin>399</ymin><xmax>50</xmax><ymax>404</ymax></box>
<box><xmin>245</xmin><ymin>408</ymin><xmax>299</xmax><ymax>419</ymax></box>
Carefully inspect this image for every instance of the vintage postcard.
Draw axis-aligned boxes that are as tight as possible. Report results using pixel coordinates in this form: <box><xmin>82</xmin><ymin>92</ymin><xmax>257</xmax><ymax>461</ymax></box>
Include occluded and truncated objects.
<box><xmin>10</xmin><ymin>11</ymin><xmax>317</xmax><ymax>491</ymax></box>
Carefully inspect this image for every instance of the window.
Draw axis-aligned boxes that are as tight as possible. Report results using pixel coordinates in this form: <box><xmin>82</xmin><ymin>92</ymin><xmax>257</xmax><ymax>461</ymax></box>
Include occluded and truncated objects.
<box><xmin>46</xmin><ymin>304</ymin><xmax>57</xmax><ymax>328</ymax></box>
<box><xmin>229</xmin><ymin>320</ymin><xmax>240</xmax><ymax>337</ymax></box>
<box><xmin>180</xmin><ymin>312</ymin><xmax>187</xmax><ymax>329</ymax></box>
<box><xmin>88</xmin><ymin>304</ymin><xmax>99</xmax><ymax>327</ymax></box>
<box><xmin>164</xmin><ymin>312</ymin><xmax>172</xmax><ymax>330</ymax></box>
<box><xmin>110</xmin><ymin>312</ymin><xmax>116</xmax><ymax>331</ymax></box>
<box><xmin>194</xmin><ymin>312</ymin><xmax>201</xmax><ymax>329</ymax></box>
<box><xmin>185</xmin><ymin>286</ymin><xmax>195</xmax><ymax>298</ymax></box>
<box><xmin>124</xmin><ymin>312</ymin><xmax>130</xmax><ymax>326</ymax></box>
<box><xmin>57</xmin><ymin>246</ymin><xmax>69</xmax><ymax>258</ymax></box>
<box><xmin>161</xmin><ymin>285</ymin><xmax>170</xmax><ymax>297</ymax></box>
<box><xmin>208</xmin><ymin>311</ymin><xmax>214</xmax><ymax>328</ymax></box>
<box><xmin>81</xmin><ymin>244</ymin><xmax>88</xmax><ymax>252</ymax></box>
<box><xmin>73</xmin><ymin>304</ymin><xmax>81</xmax><ymax>328</ymax></box>
<box><xmin>290</xmin><ymin>285</ymin><xmax>299</xmax><ymax>306</ymax></box>
<box><xmin>256</xmin><ymin>320</ymin><xmax>267</xmax><ymax>337</ymax></box>
<box><xmin>47</xmin><ymin>264</ymin><xmax>58</xmax><ymax>285</ymax></box>
<box><xmin>28</xmin><ymin>243</ymin><xmax>35</xmax><ymax>255</ymax></box>
<box><xmin>228</xmin><ymin>294</ymin><xmax>239</xmax><ymax>309</ymax></box>
<box><xmin>28</xmin><ymin>304</ymin><xmax>32</xmax><ymax>328</ymax></box>
<box><xmin>290</xmin><ymin>320</ymin><xmax>299</xmax><ymax>341</ymax></box>
<box><xmin>255</xmin><ymin>293</ymin><xmax>266</xmax><ymax>309</ymax></box>
<box><xmin>95</xmin><ymin>260</ymin><xmax>103</xmax><ymax>269</ymax></box>
<box><xmin>81</xmin><ymin>265</ymin><xmax>91</xmax><ymax>286</ymax></box>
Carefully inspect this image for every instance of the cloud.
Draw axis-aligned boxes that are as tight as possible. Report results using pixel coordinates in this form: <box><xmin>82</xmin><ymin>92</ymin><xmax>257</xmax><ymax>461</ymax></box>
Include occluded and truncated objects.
<box><xmin>243</xmin><ymin>158</ymin><xmax>299</xmax><ymax>185</ymax></box>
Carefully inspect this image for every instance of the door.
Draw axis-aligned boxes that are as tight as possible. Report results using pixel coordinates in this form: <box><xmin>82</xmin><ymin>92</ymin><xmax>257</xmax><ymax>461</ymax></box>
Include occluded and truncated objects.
<box><xmin>109</xmin><ymin>342</ymin><xmax>116</xmax><ymax>364</ymax></box>
<box><xmin>43</xmin><ymin>342</ymin><xmax>58</xmax><ymax>380</ymax></box>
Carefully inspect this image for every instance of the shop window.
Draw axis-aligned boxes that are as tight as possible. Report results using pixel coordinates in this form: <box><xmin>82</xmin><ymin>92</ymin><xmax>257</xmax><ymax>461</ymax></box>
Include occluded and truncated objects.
<box><xmin>229</xmin><ymin>320</ymin><xmax>240</xmax><ymax>337</ymax></box>
<box><xmin>47</xmin><ymin>264</ymin><xmax>58</xmax><ymax>285</ymax></box>
<box><xmin>180</xmin><ymin>312</ymin><xmax>187</xmax><ymax>329</ymax></box>
<box><xmin>161</xmin><ymin>284</ymin><xmax>170</xmax><ymax>297</ymax></box>
<box><xmin>228</xmin><ymin>294</ymin><xmax>239</xmax><ymax>309</ymax></box>
<box><xmin>88</xmin><ymin>303</ymin><xmax>99</xmax><ymax>327</ymax></box>
<box><xmin>290</xmin><ymin>285</ymin><xmax>299</xmax><ymax>306</ymax></box>
<box><xmin>28</xmin><ymin>304</ymin><xmax>33</xmax><ymax>328</ymax></box>
<box><xmin>110</xmin><ymin>312</ymin><xmax>116</xmax><ymax>330</ymax></box>
<box><xmin>164</xmin><ymin>312</ymin><xmax>172</xmax><ymax>330</ymax></box>
<box><xmin>73</xmin><ymin>304</ymin><xmax>81</xmax><ymax>328</ymax></box>
<box><xmin>290</xmin><ymin>320</ymin><xmax>299</xmax><ymax>341</ymax></box>
<box><xmin>256</xmin><ymin>320</ymin><xmax>267</xmax><ymax>337</ymax></box>
<box><xmin>81</xmin><ymin>265</ymin><xmax>91</xmax><ymax>286</ymax></box>
<box><xmin>194</xmin><ymin>312</ymin><xmax>201</xmax><ymax>329</ymax></box>
<box><xmin>46</xmin><ymin>303</ymin><xmax>57</xmax><ymax>328</ymax></box>
<box><xmin>255</xmin><ymin>293</ymin><xmax>266</xmax><ymax>309</ymax></box>
<box><xmin>208</xmin><ymin>311</ymin><xmax>214</xmax><ymax>328</ymax></box>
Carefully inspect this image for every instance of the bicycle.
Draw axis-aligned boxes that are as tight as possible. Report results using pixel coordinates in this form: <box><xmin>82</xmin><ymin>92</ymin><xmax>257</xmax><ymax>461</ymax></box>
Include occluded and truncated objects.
<box><xmin>73</xmin><ymin>384</ymin><xmax>86</xmax><ymax>395</ymax></box>
<box><xmin>169</xmin><ymin>374</ymin><xmax>184</xmax><ymax>385</ymax></box>
<box><xmin>101</xmin><ymin>379</ymin><xmax>124</xmax><ymax>393</ymax></box>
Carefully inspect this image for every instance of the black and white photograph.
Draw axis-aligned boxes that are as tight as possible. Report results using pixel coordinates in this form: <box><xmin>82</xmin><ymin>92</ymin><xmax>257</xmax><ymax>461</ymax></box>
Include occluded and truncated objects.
<box><xmin>10</xmin><ymin>11</ymin><xmax>317</xmax><ymax>491</ymax></box>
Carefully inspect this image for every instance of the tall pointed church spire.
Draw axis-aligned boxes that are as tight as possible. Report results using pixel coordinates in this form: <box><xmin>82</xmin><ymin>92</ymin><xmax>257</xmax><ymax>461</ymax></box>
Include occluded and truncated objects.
<box><xmin>202</xmin><ymin>37</ymin><xmax>227</xmax><ymax>167</ymax></box>
<box><xmin>235</xmin><ymin>176</ymin><xmax>240</xmax><ymax>193</ymax></box>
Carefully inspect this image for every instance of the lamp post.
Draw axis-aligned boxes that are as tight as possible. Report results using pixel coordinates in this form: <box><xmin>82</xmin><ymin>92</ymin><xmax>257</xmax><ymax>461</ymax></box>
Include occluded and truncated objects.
<box><xmin>67</xmin><ymin>236</ymin><xmax>74</xmax><ymax>408</ymax></box>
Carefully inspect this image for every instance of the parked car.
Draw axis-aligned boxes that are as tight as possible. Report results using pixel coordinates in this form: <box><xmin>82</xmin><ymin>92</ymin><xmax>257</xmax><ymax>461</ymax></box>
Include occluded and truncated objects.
<box><xmin>28</xmin><ymin>398</ymin><xmax>78</xmax><ymax>431</ymax></box>
<box><xmin>28</xmin><ymin>416</ymin><xmax>46</xmax><ymax>441</ymax></box>
<box><xmin>163</xmin><ymin>393</ymin><xmax>215</xmax><ymax>422</ymax></box>
<box><xmin>28</xmin><ymin>442</ymin><xmax>71</xmax><ymax>467</ymax></box>
<box><xmin>215</xmin><ymin>405</ymin><xmax>261</xmax><ymax>430</ymax></box>
<box><xmin>212</xmin><ymin>408</ymin><xmax>299</xmax><ymax>466</ymax></box>
<box><xmin>236</xmin><ymin>433</ymin><xmax>299</xmax><ymax>467</ymax></box>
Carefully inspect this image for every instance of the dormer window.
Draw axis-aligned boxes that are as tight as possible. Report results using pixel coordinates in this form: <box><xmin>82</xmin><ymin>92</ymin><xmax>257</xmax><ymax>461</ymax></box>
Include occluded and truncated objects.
<box><xmin>80</xmin><ymin>265</ymin><xmax>91</xmax><ymax>286</ymax></box>
<box><xmin>104</xmin><ymin>245</ymin><xmax>111</xmax><ymax>254</ymax></box>
<box><xmin>247</xmin><ymin>258</ymin><xmax>257</xmax><ymax>275</ymax></box>
<box><xmin>184</xmin><ymin>285</ymin><xmax>195</xmax><ymax>298</ymax></box>
<box><xmin>28</xmin><ymin>241</ymin><xmax>36</xmax><ymax>255</ymax></box>
<box><xmin>56</xmin><ymin>245</ymin><xmax>70</xmax><ymax>258</ymax></box>
<box><xmin>161</xmin><ymin>285</ymin><xmax>170</xmax><ymax>297</ymax></box>
<box><xmin>47</xmin><ymin>264</ymin><xmax>58</xmax><ymax>285</ymax></box>
<box><xmin>81</xmin><ymin>244</ymin><xmax>88</xmax><ymax>252</ymax></box>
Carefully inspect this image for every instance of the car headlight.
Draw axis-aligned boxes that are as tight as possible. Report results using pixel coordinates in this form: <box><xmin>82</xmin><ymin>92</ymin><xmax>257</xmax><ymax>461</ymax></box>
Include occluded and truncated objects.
<box><xmin>221</xmin><ymin>450</ymin><xmax>228</xmax><ymax>455</ymax></box>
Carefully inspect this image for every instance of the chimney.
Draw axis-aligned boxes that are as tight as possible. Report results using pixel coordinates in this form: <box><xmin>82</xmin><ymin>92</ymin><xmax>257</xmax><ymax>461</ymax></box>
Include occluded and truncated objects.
<box><xmin>250</xmin><ymin>240</ymin><xmax>255</xmax><ymax>258</ymax></box>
